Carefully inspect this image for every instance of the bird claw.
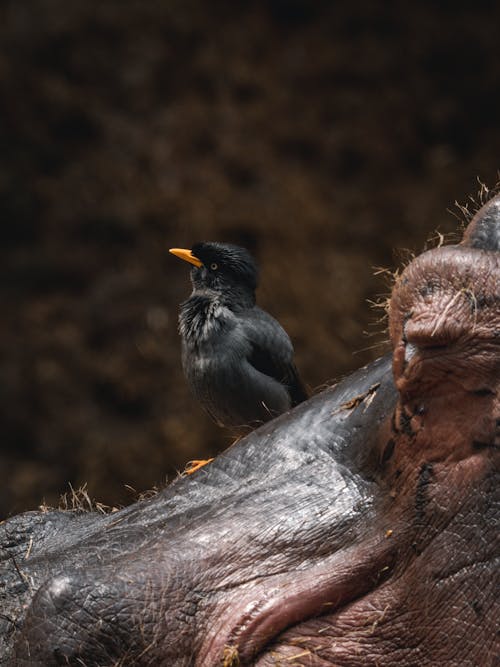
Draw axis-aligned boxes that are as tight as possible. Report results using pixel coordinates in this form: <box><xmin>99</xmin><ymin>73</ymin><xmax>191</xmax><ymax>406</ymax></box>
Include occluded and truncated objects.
<box><xmin>183</xmin><ymin>458</ymin><xmax>214</xmax><ymax>475</ymax></box>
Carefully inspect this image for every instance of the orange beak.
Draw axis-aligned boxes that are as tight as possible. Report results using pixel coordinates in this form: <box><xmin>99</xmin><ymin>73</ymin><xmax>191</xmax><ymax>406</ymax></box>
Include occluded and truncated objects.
<box><xmin>169</xmin><ymin>248</ymin><xmax>203</xmax><ymax>268</ymax></box>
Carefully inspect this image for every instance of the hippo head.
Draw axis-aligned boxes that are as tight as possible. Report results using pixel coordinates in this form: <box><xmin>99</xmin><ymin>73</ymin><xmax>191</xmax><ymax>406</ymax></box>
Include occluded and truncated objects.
<box><xmin>1</xmin><ymin>193</ymin><xmax>498</xmax><ymax>666</ymax></box>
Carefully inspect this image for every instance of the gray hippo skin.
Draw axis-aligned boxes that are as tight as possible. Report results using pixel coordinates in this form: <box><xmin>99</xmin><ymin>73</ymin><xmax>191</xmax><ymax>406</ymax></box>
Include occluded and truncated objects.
<box><xmin>1</xmin><ymin>194</ymin><xmax>499</xmax><ymax>666</ymax></box>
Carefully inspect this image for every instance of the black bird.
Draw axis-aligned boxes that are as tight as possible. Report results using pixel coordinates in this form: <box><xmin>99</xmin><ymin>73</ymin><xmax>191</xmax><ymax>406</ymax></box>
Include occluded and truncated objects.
<box><xmin>170</xmin><ymin>242</ymin><xmax>307</xmax><ymax>431</ymax></box>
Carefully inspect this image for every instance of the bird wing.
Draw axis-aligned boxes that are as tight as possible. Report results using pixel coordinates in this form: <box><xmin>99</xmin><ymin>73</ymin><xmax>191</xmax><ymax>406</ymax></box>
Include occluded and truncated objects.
<box><xmin>241</xmin><ymin>307</ymin><xmax>308</xmax><ymax>407</ymax></box>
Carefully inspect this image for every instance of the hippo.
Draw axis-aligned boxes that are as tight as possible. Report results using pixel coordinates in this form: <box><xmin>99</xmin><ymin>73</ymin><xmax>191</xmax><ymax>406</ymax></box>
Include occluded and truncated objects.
<box><xmin>0</xmin><ymin>192</ymin><xmax>498</xmax><ymax>666</ymax></box>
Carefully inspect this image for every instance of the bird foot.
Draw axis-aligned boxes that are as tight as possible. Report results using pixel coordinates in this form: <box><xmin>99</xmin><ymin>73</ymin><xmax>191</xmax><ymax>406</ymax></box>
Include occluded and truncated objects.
<box><xmin>183</xmin><ymin>458</ymin><xmax>214</xmax><ymax>475</ymax></box>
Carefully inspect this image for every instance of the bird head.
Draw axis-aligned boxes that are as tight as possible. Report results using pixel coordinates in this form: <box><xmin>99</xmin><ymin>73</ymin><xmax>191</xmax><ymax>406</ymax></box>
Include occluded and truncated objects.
<box><xmin>169</xmin><ymin>242</ymin><xmax>259</xmax><ymax>305</ymax></box>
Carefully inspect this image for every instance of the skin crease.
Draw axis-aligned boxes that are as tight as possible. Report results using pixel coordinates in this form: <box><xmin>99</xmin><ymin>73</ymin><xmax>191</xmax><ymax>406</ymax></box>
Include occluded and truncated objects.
<box><xmin>1</xmin><ymin>193</ymin><xmax>498</xmax><ymax>666</ymax></box>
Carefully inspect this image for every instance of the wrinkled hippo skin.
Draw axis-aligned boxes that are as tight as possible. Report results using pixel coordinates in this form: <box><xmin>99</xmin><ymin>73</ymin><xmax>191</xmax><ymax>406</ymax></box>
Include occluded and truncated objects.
<box><xmin>1</xmin><ymin>194</ymin><xmax>499</xmax><ymax>666</ymax></box>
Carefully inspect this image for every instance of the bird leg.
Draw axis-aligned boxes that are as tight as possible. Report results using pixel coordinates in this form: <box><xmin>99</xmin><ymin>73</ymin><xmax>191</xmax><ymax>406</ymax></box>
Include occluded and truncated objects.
<box><xmin>183</xmin><ymin>459</ymin><xmax>214</xmax><ymax>475</ymax></box>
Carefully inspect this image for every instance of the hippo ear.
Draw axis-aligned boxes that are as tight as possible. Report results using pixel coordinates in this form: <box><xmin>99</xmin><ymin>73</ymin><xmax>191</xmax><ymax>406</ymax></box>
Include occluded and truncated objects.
<box><xmin>461</xmin><ymin>192</ymin><xmax>500</xmax><ymax>251</ymax></box>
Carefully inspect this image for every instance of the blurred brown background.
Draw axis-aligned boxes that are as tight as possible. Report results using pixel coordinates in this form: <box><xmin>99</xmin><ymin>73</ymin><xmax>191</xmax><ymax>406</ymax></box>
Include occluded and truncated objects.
<box><xmin>1</xmin><ymin>0</ymin><xmax>499</xmax><ymax>517</ymax></box>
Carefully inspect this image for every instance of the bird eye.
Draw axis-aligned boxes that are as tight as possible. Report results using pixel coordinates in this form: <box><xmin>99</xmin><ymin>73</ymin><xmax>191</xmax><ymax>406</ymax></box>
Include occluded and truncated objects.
<box><xmin>210</xmin><ymin>262</ymin><xmax>218</xmax><ymax>270</ymax></box>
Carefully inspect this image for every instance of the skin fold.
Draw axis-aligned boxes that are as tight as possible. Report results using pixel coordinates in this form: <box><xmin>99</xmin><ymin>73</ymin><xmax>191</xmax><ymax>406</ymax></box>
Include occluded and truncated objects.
<box><xmin>0</xmin><ymin>194</ymin><xmax>498</xmax><ymax>666</ymax></box>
